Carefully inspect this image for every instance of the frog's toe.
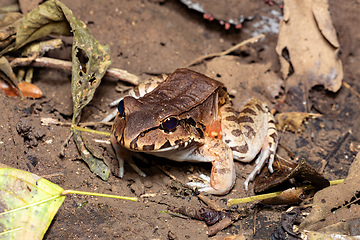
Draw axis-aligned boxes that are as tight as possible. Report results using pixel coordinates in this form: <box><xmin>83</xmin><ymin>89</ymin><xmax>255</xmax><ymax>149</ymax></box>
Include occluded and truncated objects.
<box><xmin>119</xmin><ymin>159</ymin><xmax>124</xmax><ymax>178</ymax></box>
<box><xmin>199</xmin><ymin>173</ymin><xmax>211</xmax><ymax>182</ymax></box>
<box><xmin>187</xmin><ymin>179</ymin><xmax>232</xmax><ymax>195</ymax></box>
<box><xmin>186</xmin><ymin>181</ymin><xmax>209</xmax><ymax>190</ymax></box>
<box><xmin>186</xmin><ymin>173</ymin><xmax>210</xmax><ymax>188</ymax></box>
<box><xmin>186</xmin><ymin>174</ymin><xmax>213</xmax><ymax>192</ymax></box>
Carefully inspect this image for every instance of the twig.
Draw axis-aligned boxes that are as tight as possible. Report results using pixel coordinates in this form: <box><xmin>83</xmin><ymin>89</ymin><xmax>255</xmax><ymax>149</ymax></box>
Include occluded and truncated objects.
<box><xmin>167</xmin><ymin>211</ymin><xmax>190</xmax><ymax>219</ymax></box>
<box><xmin>79</xmin><ymin>121</ymin><xmax>113</xmax><ymax>127</ymax></box>
<box><xmin>343</xmin><ymin>81</ymin><xmax>360</xmax><ymax>99</ymax></box>
<box><xmin>40</xmin><ymin>172</ymin><xmax>64</xmax><ymax>178</ymax></box>
<box><xmin>186</xmin><ymin>34</ymin><xmax>265</xmax><ymax>67</ymax></box>
<box><xmin>320</xmin><ymin>130</ymin><xmax>351</xmax><ymax>172</ymax></box>
<box><xmin>8</xmin><ymin>56</ymin><xmax>139</xmax><ymax>85</ymax></box>
<box><xmin>41</xmin><ymin>117</ymin><xmax>113</xmax><ymax>128</ymax></box>
<box><xmin>42</xmin><ymin>117</ymin><xmax>112</xmax><ymax>156</ymax></box>
<box><xmin>59</xmin><ymin>131</ymin><xmax>73</xmax><ymax>157</ymax></box>
<box><xmin>253</xmin><ymin>209</ymin><xmax>257</xmax><ymax>236</ymax></box>
<box><xmin>71</xmin><ymin>124</ymin><xmax>111</xmax><ymax>136</ymax></box>
<box><xmin>61</xmin><ymin>189</ymin><xmax>138</xmax><ymax>201</ymax></box>
<box><xmin>197</xmin><ymin>194</ymin><xmax>224</xmax><ymax>212</ymax></box>
<box><xmin>324</xmin><ymin>130</ymin><xmax>351</xmax><ymax>161</ymax></box>
<box><xmin>227</xmin><ymin>179</ymin><xmax>344</xmax><ymax>206</ymax></box>
<box><xmin>208</xmin><ymin>218</ymin><xmax>233</xmax><ymax>237</ymax></box>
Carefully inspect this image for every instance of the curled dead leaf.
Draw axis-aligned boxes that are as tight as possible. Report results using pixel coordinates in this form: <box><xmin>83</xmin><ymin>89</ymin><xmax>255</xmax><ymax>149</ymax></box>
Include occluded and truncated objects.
<box><xmin>18</xmin><ymin>81</ymin><xmax>42</xmax><ymax>98</ymax></box>
<box><xmin>260</xmin><ymin>187</ymin><xmax>304</xmax><ymax>205</ymax></box>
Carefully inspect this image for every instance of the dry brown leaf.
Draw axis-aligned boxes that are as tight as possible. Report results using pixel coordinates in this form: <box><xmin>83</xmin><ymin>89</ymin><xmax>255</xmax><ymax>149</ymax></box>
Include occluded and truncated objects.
<box><xmin>0</xmin><ymin>80</ymin><xmax>42</xmax><ymax>98</ymax></box>
<box><xmin>260</xmin><ymin>187</ymin><xmax>304</xmax><ymax>205</ymax></box>
<box><xmin>205</xmin><ymin>56</ymin><xmax>283</xmax><ymax>110</ymax></box>
<box><xmin>303</xmin><ymin>218</ymin><xmax>360</xmax><ymax>238</ymax></box>
<box><xmin>0</xmin><ymin>79</ymin><xmax>19</xmax><ymax>97</ymax></box>
<box><xmin>276</xmin><ymin>0</ymin><xmax>343</xmax><ymax>106</ymax></box>
<box><xmin>276</xmin><ymin>112</ymin><xmax>322</xmax><ymax>132</ymax></box>
<box><xmin>299</xmin><ymin>152</ymin><xmax>360</xmax><ymax>232</ymax></box>
<box><xmin>18</xmin><ymin>81</ymin><xmax>42</xmax><ymax>98</ymax></box>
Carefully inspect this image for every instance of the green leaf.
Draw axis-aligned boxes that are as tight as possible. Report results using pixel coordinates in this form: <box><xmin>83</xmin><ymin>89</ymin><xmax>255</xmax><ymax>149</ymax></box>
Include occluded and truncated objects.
<box><xmin>0</xmin><ymin>168</ymin><xmax>65</xmax><ymax>239</ymax></box>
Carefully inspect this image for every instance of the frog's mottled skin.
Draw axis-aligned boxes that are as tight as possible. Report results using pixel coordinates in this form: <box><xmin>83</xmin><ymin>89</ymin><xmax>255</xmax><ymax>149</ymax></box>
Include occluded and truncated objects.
<box><xmin>111</xmin><ymin>68</ymin><xmax>278</xmax><ymax>195</ymax></box>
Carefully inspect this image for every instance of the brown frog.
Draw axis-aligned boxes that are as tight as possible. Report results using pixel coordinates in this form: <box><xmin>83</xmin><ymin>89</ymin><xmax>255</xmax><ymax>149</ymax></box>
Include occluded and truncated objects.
<box><xmin>111</xmin><ymin>68</ymin><xmax>278</xmax><ymax>195</ymax></box>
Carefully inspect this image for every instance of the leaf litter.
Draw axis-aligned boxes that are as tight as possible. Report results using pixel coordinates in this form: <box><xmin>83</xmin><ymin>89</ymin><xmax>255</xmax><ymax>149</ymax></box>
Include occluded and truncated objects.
<box><xmin>0</xmin><ymin>0</ymin><xmax>358</xmax><ymax>238</ymax></box>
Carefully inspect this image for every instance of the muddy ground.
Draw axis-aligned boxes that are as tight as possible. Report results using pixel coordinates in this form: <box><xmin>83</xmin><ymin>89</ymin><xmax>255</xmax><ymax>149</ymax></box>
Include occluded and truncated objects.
<box><xmin>1</xmin><ymin>0</ymin><xmax>360</xmax><ymax>239</ymax></box>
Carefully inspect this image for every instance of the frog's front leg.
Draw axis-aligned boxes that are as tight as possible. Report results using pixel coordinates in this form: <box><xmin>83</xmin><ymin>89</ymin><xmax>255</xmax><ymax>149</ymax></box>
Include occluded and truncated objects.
<box><xmin>110</xmin><ymin>134</ymin><xmax>147</xmax><ymax>178</ymax></box>
<box><xmin>187</xmin><ymin>137</ymin><xmax>236</xmax><ymax>195</ymax></box>
<box><xmin>221</xmin><ymin>99</ymin><xmax>278</xmax><ymax>190</ymax></box>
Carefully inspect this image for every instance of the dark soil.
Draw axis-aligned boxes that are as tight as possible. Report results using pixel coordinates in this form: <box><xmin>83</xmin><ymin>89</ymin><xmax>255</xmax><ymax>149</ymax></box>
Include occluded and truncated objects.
<box><xmin>1</xmin><ymin>0</ymin><xmax>360</xmax><ymax>239</ymax></box>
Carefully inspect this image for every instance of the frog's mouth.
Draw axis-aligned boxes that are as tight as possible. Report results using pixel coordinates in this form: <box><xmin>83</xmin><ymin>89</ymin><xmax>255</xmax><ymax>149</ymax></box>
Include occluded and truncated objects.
<box><xmin>130</xmin><ymin>133</ymin><xmax>200</xmax><ymax>153</ymax></box>
<box><xmin>127</xmin><ymin>117</ymin><xmax>205</xmax><ymax>152</ymax></box>
<box><xmin>146</xmin><ymin>138</ymin><xmax>203</xmax><ymax>162</ymax></box>
<box><xmin>148</xmin><ymin>137</ymin><xmax>198</xmax><ymax>152</ymax></box>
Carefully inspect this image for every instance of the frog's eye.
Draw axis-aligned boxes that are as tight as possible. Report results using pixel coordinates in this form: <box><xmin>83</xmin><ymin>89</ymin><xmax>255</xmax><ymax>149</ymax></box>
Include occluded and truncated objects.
<box><xmin>161</xmin><ymin>117</ymin><xmax>178</xmax><ymax>131</ymax></box>
<box><xmin>117</xmin><ymin>99</ymin><xmax>125</xmax><ymax>116</ymax></box>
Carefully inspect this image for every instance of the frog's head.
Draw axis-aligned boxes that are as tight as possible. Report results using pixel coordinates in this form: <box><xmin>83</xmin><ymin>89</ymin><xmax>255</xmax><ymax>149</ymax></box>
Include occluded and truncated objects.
<box><xmin>112</xmin><ymin>95</ymin><xmax>206</xmax><ymax>152</ymax></box>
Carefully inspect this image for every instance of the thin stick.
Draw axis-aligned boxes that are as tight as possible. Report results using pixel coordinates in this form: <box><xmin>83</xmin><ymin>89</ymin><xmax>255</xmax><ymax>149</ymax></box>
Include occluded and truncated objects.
<box><xmin>8</xmin><ymin>56</ymin><xmax>139</xmax><ymax>85</ymax></box>
<box><xmin>61</xmin><ymin>189</ymin><xmax>138</xmax><ymax>202</ymax></box>
<box><xmin>227</xmin><ymin>179</ymin><xmax>344</xmax><ymax>206</ymax></box>
<box><xmin>41</xmin><ymin>118</ymin><xmax>113</xmax><ymax>128</ymax></box>
<box><xmin>59</xmin><ymin>131</ymin><xmax>73</xmax><ymax>157</ymax></box>
<box><xmin>71</xmin><ymin>124</ymin><xmax>111</xmax><ymax>136</ymax></box>
<box><xmin>40</xmin><ymin>172</ymin><xmax>64</xmax><ymax>178</ymax></box>
<box><xmin>186</xmin><ymin>34</ymin><xmax>265</xmax><ymax>67</ymax></box>
<box><xmin>343</xmin><ymin>81</ymin><xmax>360</xmax><ymax>99</ymax></box>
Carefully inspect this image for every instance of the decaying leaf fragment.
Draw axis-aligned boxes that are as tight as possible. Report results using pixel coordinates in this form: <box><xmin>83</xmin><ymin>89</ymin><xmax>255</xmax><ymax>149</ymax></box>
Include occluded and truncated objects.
<box><xmin>276</xmin><ymin>0</ymin><xmax>343</xmax><ymax>109</ymax></box>
<box><xmin>73</xmin><ymin>131</ymin><xmax>109</xmax><ymax>180</ymax></box>
<box><xmin>299</xmin><ymin>152</ymin><xmax>360</xmax><ymax>234</ymax></box>
<box><xmin>6</xmin><ymin>0</ymin><xmax>71</xmax><ymax>54</ymax></box>
<box><xmin>60</xmin><ymin>0</ymin><xmax>111</xmax><ymax>179</ymax></box>
<box><xmin>271</xmin><ymin>208</ymin><xmax>302</xmax><ymax>239</ymax></box>
<box><xmin>205</xmin><ymin>56</ymin><xmax>283</xmax><ymax>110</ymax></box>
<box><xmin>53</xmin><ymin>0</ymin><xmax>112</xmax><ymax>179</ymax></box>
<box><xmin>21</xmin><ymin>38</ymin><xmax>63</xmax><ymax>57</ymax></box>
<box><xmin>0</xmin><ymin>11</ymin><xmax>23</xmax><ymax>50</ymax></box>
<box><xmin>276</xmin><ymin>112</ymin><xmax>322</xmax><ymax>132</ymax></box>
